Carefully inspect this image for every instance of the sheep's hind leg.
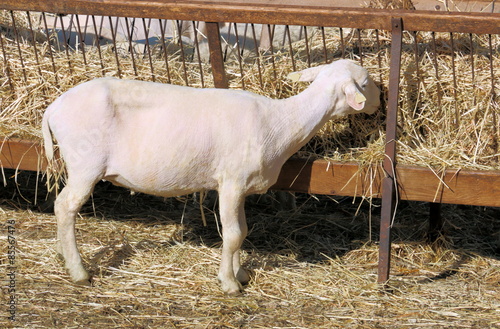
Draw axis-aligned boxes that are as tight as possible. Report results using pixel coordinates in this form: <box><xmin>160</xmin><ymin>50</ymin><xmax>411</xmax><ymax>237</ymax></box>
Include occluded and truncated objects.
<box><xmin>232</xmin><ymin>213</ymin><xmax>250</xmax><ymax>286</ymax></box>
<box><xmin>55</xmin><ymin>179</ymin><xmax>96</xmax><ymax>285</ymax></box>
<box><xmin>217</xmin><ymin>186</ymin><xmax>248</xmax><ymax>296</ymax></box>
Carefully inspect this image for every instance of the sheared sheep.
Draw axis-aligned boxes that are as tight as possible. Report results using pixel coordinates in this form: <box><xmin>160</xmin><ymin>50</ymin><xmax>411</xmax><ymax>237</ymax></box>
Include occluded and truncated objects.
<box><xmin>42</xmin><ymin>59</ymin><xmax>380</xmax><ymax>295</ymax></box>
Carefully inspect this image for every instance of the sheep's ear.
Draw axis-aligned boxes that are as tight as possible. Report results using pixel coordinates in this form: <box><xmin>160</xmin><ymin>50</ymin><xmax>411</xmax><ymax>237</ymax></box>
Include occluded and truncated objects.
<box><xmin>287</xmin><ymin>65</ymin><xmax>326</xmax><ymax>82</ymax></box>
<box><xmin>344</xmin><ymin>82</ymin><xmax>366</xmax><ymax>111</ymax></box>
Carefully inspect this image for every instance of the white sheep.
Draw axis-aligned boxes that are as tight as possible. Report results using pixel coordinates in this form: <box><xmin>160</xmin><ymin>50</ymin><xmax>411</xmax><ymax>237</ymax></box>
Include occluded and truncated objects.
<box><xmin>42</xmin><ymin>59</ymin><xmax>380</xmax><ymax>296</ymax></box>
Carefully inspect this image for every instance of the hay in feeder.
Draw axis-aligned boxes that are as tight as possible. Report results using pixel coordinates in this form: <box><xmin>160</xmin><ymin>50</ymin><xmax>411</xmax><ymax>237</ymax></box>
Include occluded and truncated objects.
<box><xmin>0</xmin><ymin>10</ymin><xmax>499</xmax><ymax>174</ymax></box>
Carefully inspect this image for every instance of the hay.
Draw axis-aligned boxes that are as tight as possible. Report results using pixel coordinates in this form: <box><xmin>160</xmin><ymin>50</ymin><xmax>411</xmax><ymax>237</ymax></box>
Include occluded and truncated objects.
<box><xmin>1</xmin><ymin>10</ymin><xmax>500</xmax><ymax>172</ymax></box>
<box><xmin>1</xmin><ymin>169</ymin><xmax>499</xmax><ymax>328</ymax></box>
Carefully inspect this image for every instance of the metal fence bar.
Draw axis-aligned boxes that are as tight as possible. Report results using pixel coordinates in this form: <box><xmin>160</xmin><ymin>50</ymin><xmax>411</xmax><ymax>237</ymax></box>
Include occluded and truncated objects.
<box><xmin>175</xmin><ymin>20</ymin><xmax>190</xmax><ymax>86</ymax></box>
<box><xmin>9</xmin><ymin>11</ymin><xmax>28</xmax><ymax>83</ymax></box>
<box><xmin>250</xmin><ymin>23</ymin><xmax>263</xmax><ymax>89</ymax></box>
<box><xmin>206</xmin><ymin>22</ymin><xmax>228</xmax><ymax>88</ymax></box>
<box><xmin>58</xmin><ymin>14</ymin><xmax>73</xmax><ymax>75</ymax></box>
<box><xmin>232</xmin><ymin>23</ymin><xmax>245</xmax><ymax>90</ymax></box>
<box><xmin>108</xmin><ymin>16</ymin><xmax>122</xmax><ymax>78</ymax></box>
<box><xmin>192</xmin><ymin>21</ymin><xmax>205</xmax><ymax>88</ymax></box>
<box><xmin>74</xmin><ymin>14</ymin><xmax>88</xmax><ymax>68</ymax></box>
<box><xmin>124</xmin><ymin>17</ymin><xmax>138</xmax><ymax>77</ymax></box>
<box><xmin>0</xmin><ymin>24</ymin><xmax>13</xmax><ymax>91</ymax></box>
<box><xmin>378</xmin><ymin>17</ymin><xmax>403</xmax><ymax>284</ymax></box>
<box><xmin>90</xmin><ymin>15</ymin><xmax>105</xmax><ymax>76</ymax></box>
<box><xmin>158</xmin><ymin>19</ymin><xmax>172</xmax><ymax>84</ymax></box>
<box><xmin>141</xmin><ymin>18</ymin><xmax>156</xmax><ymax>82</ymax></box>
<box><xmin>26</xmin><ymin>11</ymin><xmax>43</xmax><ymax>78</ymax></box>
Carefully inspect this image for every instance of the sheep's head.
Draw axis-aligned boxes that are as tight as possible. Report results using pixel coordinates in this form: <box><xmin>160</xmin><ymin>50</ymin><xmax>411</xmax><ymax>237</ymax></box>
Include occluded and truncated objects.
<box><xmin>288</xmin><ymin>59</ymin><xmax>381</xmax><ymax>116</ymax></box>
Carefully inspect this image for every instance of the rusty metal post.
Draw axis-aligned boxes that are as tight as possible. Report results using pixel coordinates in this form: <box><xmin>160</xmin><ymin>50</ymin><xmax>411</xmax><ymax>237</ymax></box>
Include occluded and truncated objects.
<box><xmin>205</xmin><ymin>22</ymin><xmax>228</xmax><ymax>88</ymax></box>
<box><xmin>378</xmin><ymin>17</ymin><xmax>403</xmax><ymax>284</ymax></box>
<box><xmin>427</xmin><ymin>202</ymin><xmax>444</xmax><ymax>242</ymax></box>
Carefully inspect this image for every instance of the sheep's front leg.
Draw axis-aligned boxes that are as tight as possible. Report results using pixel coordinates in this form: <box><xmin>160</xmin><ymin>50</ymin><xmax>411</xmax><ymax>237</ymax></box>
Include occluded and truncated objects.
<box><xmin>217</xmin><ymin>187</ymin><xmax>248</xmax><ymax>296</ymax></box>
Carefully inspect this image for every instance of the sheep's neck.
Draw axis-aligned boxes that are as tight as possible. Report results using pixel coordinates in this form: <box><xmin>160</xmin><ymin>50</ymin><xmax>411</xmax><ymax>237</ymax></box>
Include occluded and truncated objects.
<box><xmin>271</xmin><ymin>82</ymin><xmax>336</xmax><ymax>160</ymax></box>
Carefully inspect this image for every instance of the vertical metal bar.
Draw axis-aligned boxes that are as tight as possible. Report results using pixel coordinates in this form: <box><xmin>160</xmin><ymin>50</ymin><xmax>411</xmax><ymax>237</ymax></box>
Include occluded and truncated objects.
<box><xmin>205</xmin><ymin>22</ymin><xmax>228</xmax><ymax>89</ymax></box>
<box><xmin>74</xmin><ymin>15</ymin><xmax>88</xmax><ymax>68</ymax></box>
<box><xmin>59</xmin><ymin>14</ymin><xmax>73</xmax><ymax>74</ymax></box>
<box><xmin>375</xmin><ymin>29</ymin><xmax>383</xmax><ymax>84</ymax></box>
<box><xmin>378</xmin><ymin>17</ymin><xmax>403</xmax><ymax>284</ymax></box>
<box><xmin>469</xmin><ymin>33</ymin><xmax>476</xmax><ymax>106</ymax></box>
<box><xmin>108</xmin><ymin>16</ymin><xmax>122</xmax><ymax>78</ymax></box>
<box><xmin>488</xmin><ymin>34</ymin><xmax>496</xmax><ymax>97</ymax></box>
<box><xmin>175</xmin><ymin>20</ymin><xmax>189</xmax><ymax>86</ymax></box>
<box><xmin>321</xmin><ymin>26</ymin><xmax>328</xmax><ymax>64</ymax></box>
<box><xmin>26</xmin><ymin>11</ymin><xmax>43</xmax><ymax>79</ymax></box>
<box><xmin>412</xmin><ymin>31</ymin><xmax>421</xmax><ymax>123</ymax></box>
<box><xmin>192</xmin><ymin>21</ymin><xmax>205</xmax><ymax>88</ymax></box>
<box><xmin>51</xmin><ymin>14</ymin><xmax>61</xmax><ymax>50</ymax></box>
<box><xmin>304</xmin><ymin>26</ymin><xmax>311</xmax><ymax>67</ymax></box>
<box><xmin>158</xmin><ymin>19</ymin><xmax>172</xmax><ymax>83</ymax></box>
<box><xmin>431</xmin><ymin>32</ymin><xmax>441</xmax><ymax>111</ymax></box>
<box><xmin>10</xmin><ymin>11</ymin><xmax>28</xmax><ymax>83</ymax></box>
<box><xmin>412</xmin><ymin>31</ymin><xmax>421</xmax><ymax>84</ymax></box>
<box><xmin>42</xmin><ymin>12</ymin><xmax>59</xmax><ymax>84</ymax></box>
<box><xmin>82</xmin><ymin>15</ymin><xmax>90</xmax><ymax>46</ymax></box>
<box><xmin>91</xmin><ymin>15</ymin><xmax>105</xmax><ymax>76</ymax></box>
<box><xmin>124</xmin><ymin>17</ymin><xmax>138</xmax><ymax>77</ymax></box>
<box><xmin>142</xmin><ymin>18</ymin><xmax>155</xmax><ymax>82</ymax></box>
<box><xmin>266</xmin><ymin>24</ymin><xmax>277</xmax><ymax>80</ymax></box>
<box><xmin>450</xmin><ymin>32</ymin><xmax>459</xmax><ymax>127</ymax></box>
<box><xmin>427</xmin><ymin>203</ymin><xmax>443</xmax><ymax>243</ymax></box>
<box><xmin>285</xmin><ymin>25</ymin><xmax>296</xmax><ymax>72</ymax></box>
<box><xmin>240</xmin><ymin>23</ymin><xmax>249</xmax><ymax>57</ymax></box>
<box><xmin>0</xmin><ymin>27</ymin><xmax>13</xmax><ymax>92</ymax></box>
<box><xmin>251</xmin><ymin>23</ymin><xmax>263</xmax><ymax>89</ymax></box>
<box><xmin>65</xmin><ymin>14</ymin><xmax>75</xmax><ymax>47</ymax></box>
<box><xmin>357</xmin><ymin>28</ymin><xmax>363</xmax><ymax>66</ymax></box>
<box><xmin>488</xmin><ymin>34</ymin><xmax>498</xmax><ymax>161</ymax></box>
<box><xmin>223</xmin><ymin>23</ymin><xmax>233</xmax><ymax>61</ymax></box>
<box><xmin>232</xmin><ymin>23</ymin><xmax>245</xmax><ymax>90</ymax></box>
<box><xmin>339</xmin><ymin>27</ymin><xmax>345</xmax><ymax>59</ymax></box>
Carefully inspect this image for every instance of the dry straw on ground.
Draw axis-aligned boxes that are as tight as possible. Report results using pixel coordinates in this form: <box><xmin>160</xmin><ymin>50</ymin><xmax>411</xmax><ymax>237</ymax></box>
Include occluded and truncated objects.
<box><xmin>0</xmin><ymin>170</ymin><xmax>499</xmax><ymax>328</ymax></box>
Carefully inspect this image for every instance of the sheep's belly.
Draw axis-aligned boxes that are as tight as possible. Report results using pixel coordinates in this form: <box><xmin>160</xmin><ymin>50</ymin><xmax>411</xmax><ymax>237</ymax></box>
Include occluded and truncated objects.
<box><xmin>103</xmin><ymin>171</ymin><xmax>216</xmax><ymax>198</ymax></box>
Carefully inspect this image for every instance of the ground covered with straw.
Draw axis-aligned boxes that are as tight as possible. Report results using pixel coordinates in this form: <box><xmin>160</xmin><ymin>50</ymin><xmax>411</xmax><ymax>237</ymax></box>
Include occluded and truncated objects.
<box><xmin>1</xmin><ymin>170</ymin><xmax>499</xmax><ymax>328</ymax></box>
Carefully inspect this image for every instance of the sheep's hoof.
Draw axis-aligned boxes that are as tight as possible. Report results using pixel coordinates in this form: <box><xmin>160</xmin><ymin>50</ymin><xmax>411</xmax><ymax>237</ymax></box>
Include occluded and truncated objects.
<box><xmin>74</xmin><ymin>278</ymin><xmax>92</xmax><ymax>287</ymax></box>
<box><xmin>236</xmin><ymin>268</ymin><xmax>250</xmax><ymax>285</ymax></box>
<box><xmin>220</xmin><ymin>278</ymin><xmax>243</xmax><ymax>296</ymax></box>
<box><xmin>225</xmin><ymin>288</ymin><xmax>243</xmax><ymax>297</ymax></box>
<box><xmin>68</xmin><ymin>266</ymin><xmax>91</xmax><ymax>286</ymax></box>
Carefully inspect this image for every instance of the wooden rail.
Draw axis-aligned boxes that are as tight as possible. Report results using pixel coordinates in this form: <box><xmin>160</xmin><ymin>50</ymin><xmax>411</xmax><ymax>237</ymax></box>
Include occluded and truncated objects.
<box><xmin>2</xmin><ymin>138</ymin><xmax>499</xmax><ymax>208</ymax></box>
<box><xmin>2</xmin><ymin>0</ymin><xmax>500</xmax><ymax>34</ymax></box>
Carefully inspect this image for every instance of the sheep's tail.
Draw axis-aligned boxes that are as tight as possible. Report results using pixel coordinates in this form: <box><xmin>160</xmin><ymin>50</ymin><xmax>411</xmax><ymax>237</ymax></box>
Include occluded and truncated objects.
<box><xmin>41</xmin><ymin>112</ymin><xmax>54</xmax><ymax>161</ymax></box>
<box><xmin>41</xmin><ymin>110</ymin><xmax>64</xmax><ymax>198</ymax></box>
